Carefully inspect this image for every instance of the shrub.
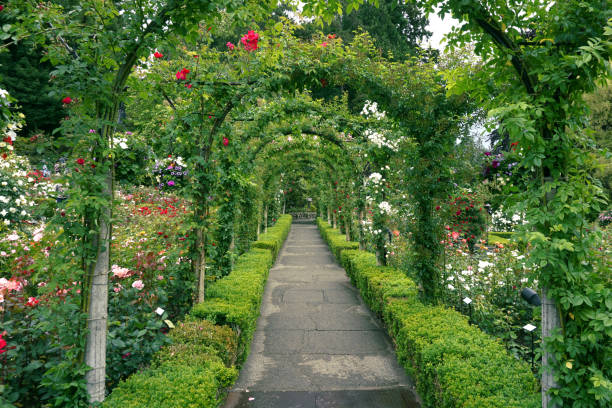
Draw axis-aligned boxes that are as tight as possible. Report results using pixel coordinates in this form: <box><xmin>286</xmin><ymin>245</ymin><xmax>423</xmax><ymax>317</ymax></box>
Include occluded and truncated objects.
<box><xmin>104</xmin><ymin>215</ymin><xmax>292</xmax><ymax>407</ymax></box>
<box><xmin>168</xmin><ymin>320</ymin><xmax>238</xmax><ymax>366</ymax></box>
<box><xmin>252</xmin><ymin>215</ymin><xmax>292</xmax><ymax>258</ymax></box>
<box><xmin>316</xmin><ymin>217</ymin><xmax>359</xmax><ymax>259</ymax></box>
<box><xmin>317</xmin><ymin>218</ymin><xmax>540</xmax><ymax>408</ymax></box>
<box><xmin>102</xmin><ymin>357</ymin><xmax>237</xmax><ymax>408</ymax></box>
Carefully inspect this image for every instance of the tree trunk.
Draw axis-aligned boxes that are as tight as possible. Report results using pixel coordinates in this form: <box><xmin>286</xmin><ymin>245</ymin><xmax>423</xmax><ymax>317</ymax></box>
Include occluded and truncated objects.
<box><xmin>84</xmin><ymin>171</ymin><xmax>112</xmax><ymax>403</ymax></box>
<box><xmin>327</xmin><ymin>207</ymin><xmax>331</xmax><ymax>224</ymax></box>
<box><xmin>541</xmin><ymin>287</ymin><xmax>560</xmax><ymax>407</ymax></box>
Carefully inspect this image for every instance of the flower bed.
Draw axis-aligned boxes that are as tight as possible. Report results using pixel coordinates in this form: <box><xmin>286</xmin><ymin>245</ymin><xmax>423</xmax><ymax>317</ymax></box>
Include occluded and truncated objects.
<box><xmin>317</xmin><ymin>217</ymin><xmax>540</xmax><ymax>408</ymax></box>
<box><xmin>103</xmin><ymin>215</ymin><xmax>292</xmax><ymax>407</ymax></box>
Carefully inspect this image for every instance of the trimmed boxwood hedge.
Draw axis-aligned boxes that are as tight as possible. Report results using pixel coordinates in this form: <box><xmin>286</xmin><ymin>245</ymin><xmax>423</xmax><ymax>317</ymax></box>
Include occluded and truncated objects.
<box><xmin>104</xmin><ymin>215</ymin><xmax>292</xmax><ymax>408</ymax></box>
<box><xmin>316</xmin><ymin>217</ymin><xmax>540</xmax><ymax>408</ymax></box>
<box><xmin>317</xmin><ymin>219</ymin><xmax>359</xmax><ymax>259</ymax></box>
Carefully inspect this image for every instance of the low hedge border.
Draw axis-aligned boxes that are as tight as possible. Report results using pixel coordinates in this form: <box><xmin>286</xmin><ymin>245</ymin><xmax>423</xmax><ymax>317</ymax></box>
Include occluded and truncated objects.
<box><xmin>316</xmin><ymin>217</ymin><xmax>540</xmax><ymax>408</ymax></box>
<box><xmin>104</xmin><ymin>215</ymin><xmax>292</xmax><ymax>408</ymax></box>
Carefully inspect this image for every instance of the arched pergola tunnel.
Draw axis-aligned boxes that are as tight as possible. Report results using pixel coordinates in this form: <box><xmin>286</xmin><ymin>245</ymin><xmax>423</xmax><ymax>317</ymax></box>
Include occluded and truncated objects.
<box><xmin>8</xmin><ymin>2</ymin><xmax>607</xmax><ymax>405</ymax></box>
<box><xmin>136</xmin><ymin>23</ymin><xmax>611</xmax><ymax>407</ymax></box>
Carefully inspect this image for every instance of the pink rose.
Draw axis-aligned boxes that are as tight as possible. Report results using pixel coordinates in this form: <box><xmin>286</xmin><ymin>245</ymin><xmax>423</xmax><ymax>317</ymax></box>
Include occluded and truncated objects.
<box><xmin>132</xmin><ymin>280</ymin><xmax>144</xmax><ymax>290</ymax></box>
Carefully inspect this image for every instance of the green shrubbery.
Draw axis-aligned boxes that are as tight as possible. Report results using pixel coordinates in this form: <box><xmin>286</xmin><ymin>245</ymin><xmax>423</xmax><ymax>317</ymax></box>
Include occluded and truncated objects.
<box><xmin>104</xmin><ymin>215</ymin><xmax>292</xmax><ymax>407</ymax></box>
<box><xmin>251</xmin><ymin>215</ymin><xmax>292</xmax><ymax>258</ymax></box>
<box><xmin>104</xmin><ymin>320</ymin><xmax>238</xmax><ymax>408</ymax></box>
<box><xmin>317</xmin><ymin>219</ymin><xmax>359</xmax><ymax>259</ymax></box>
<box><xmin>317</xmin><ymin>218</ymin><xmax>540</xmax><ymax>408</ymax></box>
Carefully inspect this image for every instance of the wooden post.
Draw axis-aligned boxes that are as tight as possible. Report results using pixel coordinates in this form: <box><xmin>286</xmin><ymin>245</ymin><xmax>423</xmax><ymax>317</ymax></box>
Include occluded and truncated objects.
<box><xmin>84</xmin><ymin>172</ymin><xmax>111</xmax><ymax>403</ymax></box>
<box><xmin>542</xmin><ymin>288</ymin><xmax>560</xmax><ymax>407</ymax></box>
<box><xmin>358</xmin><ymin>210</ymin><xmax>365</xmax><ymax>250</ymax></box>
<box><xmin>264</xmin><ymin>205</ymin><xmax>268</xmax><ymax>233</ymax></box>
<box><xmin>345</xmin><ymin>217</ymin><xmax>351</xmax><ymax>241</ymax></box>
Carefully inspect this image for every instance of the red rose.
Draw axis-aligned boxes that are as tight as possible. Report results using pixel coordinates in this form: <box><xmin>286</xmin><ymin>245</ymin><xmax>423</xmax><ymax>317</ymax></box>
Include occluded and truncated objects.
<box><xmin>240</xmin><ymin>30</ymin><xmax>259</xmax><ymax>51</ymax></box>
<box><xmin>153</xmin><ymin>51</ymin><xmax>163</xmax><ymax>58</ymax></box>
<box><xmin>226</xmin><ymin>42</ymin><xmax>235</xmax><ymax>50</ymax></box>
<box><xmin>76</xmin><ymin>158</ymin><xmax>85</xmax><ymax>165</ymax></box>
<box><xmin>0</xmin><ymin>6</ymin><xmax>4</xmax><ymax>12</ymax></box>
<box><xmin>435</xmin><ymin>206</ymin><xmax>441</xmax><ymax>211</ymax></box>
<box><xmin>62</xmin><ymin>96</ymin><xmax>73</xmax><ymax>104</ymax></box>
<box><xmin>185</xmin><ymin>83</ymin><xmax>192</xmax><ymax>89</ymax></box>
<box><xmin>175</xmin><ymin>69</ymin><xmax>189</xmax><ymax>80</ymax></box>
<box><xmin>222</xmin><ymin>137</ymin><xmax>229</xmax><ymax>146</ymax></box>
<box><xmin>25</xmin><ymin>297</ymin><xmax>39</xmax><ymax>307</ymax></box>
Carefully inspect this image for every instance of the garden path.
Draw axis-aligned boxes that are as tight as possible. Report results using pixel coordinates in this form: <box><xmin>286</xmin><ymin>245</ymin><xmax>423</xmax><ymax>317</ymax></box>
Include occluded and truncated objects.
<box><xmin>224</xmin><ymin>222</ymin><xmax>421</xmax><ymax>408</ymax></box>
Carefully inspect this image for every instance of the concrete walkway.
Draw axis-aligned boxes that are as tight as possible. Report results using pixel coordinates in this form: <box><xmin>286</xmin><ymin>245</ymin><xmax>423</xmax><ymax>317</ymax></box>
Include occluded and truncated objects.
<box><xmin>224</xmin><ymin>222</ymin><xmax>420</xmax><ymax>408</ymax></box>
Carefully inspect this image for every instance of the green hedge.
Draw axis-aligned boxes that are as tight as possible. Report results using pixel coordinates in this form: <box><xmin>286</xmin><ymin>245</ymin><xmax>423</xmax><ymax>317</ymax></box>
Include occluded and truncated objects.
<box><xmin>103</xmin><ymin>320</ymin><xmax>238</xmax><ymax>408</ymax></box>
<box><xmin>490</xmin><ymin>231</ymin><xmax>514</xmax><ymax>238</ymax></box>
<box><xmin>316</xmin><ymin>218</ymin><xmax>540</xmax><ymax>408</ymax></box>
<box><xmin>316</xmin><ymin>218</ymin><xmax>359</xmax><ymax>259</ymax></box>
<box><xmin>104</xmin><ymin>215</ymin><xmax>293</xmax><ymax>407</ymax></box>
<box><xmin>251</xmin><ymin>215</ymin><xmax>292</xmax><ymax>259</ymax></box>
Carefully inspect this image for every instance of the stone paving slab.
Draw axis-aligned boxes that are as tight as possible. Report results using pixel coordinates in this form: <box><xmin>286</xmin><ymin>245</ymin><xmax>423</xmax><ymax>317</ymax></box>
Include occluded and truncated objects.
<box><xmin>225</xmin><ymin>389</ymin><xmax>420</xmax><ymax>408</ymax></box>
<box><xmin>226</xmin><ymin>222</ymin><xmax>420</xmax><ymax>407</ymax></box>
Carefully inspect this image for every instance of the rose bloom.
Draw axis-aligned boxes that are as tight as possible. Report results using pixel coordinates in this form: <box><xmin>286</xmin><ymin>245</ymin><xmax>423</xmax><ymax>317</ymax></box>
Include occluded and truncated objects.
<box><xmin>25</xmin><ymin>297</ymin><xmax>39</xmax><ymax>307</ymax></box>
<box><xmin>240</xmin><ymin>30</ymin><xmax>259</xmax><ymax>51</ymax></box>
<box><xmin>132</xmin><ymin>280</ymin><xmax>144</xmax><ymax>290</ymax></box>
<box><xmin>111</xmin><ymin>264</ymin><xmax>131</xmax><ymax>279</ymax></box>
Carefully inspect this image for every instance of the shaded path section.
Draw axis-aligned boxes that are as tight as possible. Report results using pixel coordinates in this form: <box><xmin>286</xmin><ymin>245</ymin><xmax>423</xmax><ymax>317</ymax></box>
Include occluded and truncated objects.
<box><xmin>224</xmin><ymin>222</ymin><xmax>420</xmax><ymax>408</ymax></box>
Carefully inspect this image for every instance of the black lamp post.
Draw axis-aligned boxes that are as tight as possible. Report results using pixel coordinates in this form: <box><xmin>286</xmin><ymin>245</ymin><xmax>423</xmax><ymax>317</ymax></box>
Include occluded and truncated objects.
<box><xmin>521</xmin><ymin>287</ymin><xmax>541</xmax><ymax>371</ymax></box>
<box><xmin>521</xmin><ymin>287</ymin><xmax>541</xmax><ymax>306</ymax></box>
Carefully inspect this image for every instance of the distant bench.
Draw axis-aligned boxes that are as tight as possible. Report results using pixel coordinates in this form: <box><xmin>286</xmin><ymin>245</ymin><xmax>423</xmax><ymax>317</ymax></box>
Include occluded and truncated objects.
<box><xmin>288</xmin><ymin>212</ymin><xmax>317</xmax><ymax>221</ymax></box>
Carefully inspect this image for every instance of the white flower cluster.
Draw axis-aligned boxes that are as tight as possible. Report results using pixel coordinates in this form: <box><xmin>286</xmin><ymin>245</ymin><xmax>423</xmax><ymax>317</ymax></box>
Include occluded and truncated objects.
<box><xmin>491</xmin><ymin>205</ymin><xmax>526</xmax><ymax>231</ymax></box>
<box><xmin>0</xmin><ymin>154</ymin><xmax>57</xmax><ymax>226</ymax></box>
<box><xmin>378</xmin><ymin>201</ymin><xmax>393</xmax><ymax>215</ymax></box>
<box><xmin>360</xmin><ymin>100</ymin><xmax>386</xmax><ymax>120</ymax></box>
<box><xmin>368</xmin><ymin>172</ymin><xmax>383</xmax><ymax>184</ymax></box>
<box><xmin>364</xmin><ymin>222</ymin><xmax>384</xmax><ymax>236</ymax></box>
<box><xmin>364</xmin><ymin>129</ymin><xmax>399</xmax><ymax>151</ymax></box>
<box><xmin>112</xmin><ymin>137</ymin><xmax>129</xmax><ymax>150</ymax></box>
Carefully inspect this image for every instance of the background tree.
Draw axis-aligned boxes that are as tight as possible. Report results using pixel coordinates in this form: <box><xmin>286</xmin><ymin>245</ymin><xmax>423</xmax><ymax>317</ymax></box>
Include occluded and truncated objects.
<box><xmin>584</xmin><ymin>81</ymin><xmax>612</xmax><ymax>201</ymax></box>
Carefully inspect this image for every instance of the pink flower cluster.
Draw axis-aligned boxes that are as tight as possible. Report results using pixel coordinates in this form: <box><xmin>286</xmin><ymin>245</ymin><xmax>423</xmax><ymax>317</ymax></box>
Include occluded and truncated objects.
<box><xmin>111</xmin><ymin>264</ymin><xmax>132</xmax><ymax>279</ymax></box>
<box><xmin>0</xmin><ymin>277</ymin><xmax>23</xmax><ymax>293</ymax></box>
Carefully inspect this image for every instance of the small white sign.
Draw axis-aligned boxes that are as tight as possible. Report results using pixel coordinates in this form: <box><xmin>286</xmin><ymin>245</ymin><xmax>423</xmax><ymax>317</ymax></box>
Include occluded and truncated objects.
<box><xmin>463</xmin><ymin>297</ymin><xmax>472</xmax><ymax>305</ymax></box>
<box><xmin>155</xmin><ymin>307</ymin><xmax>165</xmax><ymax>316</ymax></box>
<box><xmin>523</xmin><ymin>324</ymin><xmax>536</xmax><ymax>332</ymax></box>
